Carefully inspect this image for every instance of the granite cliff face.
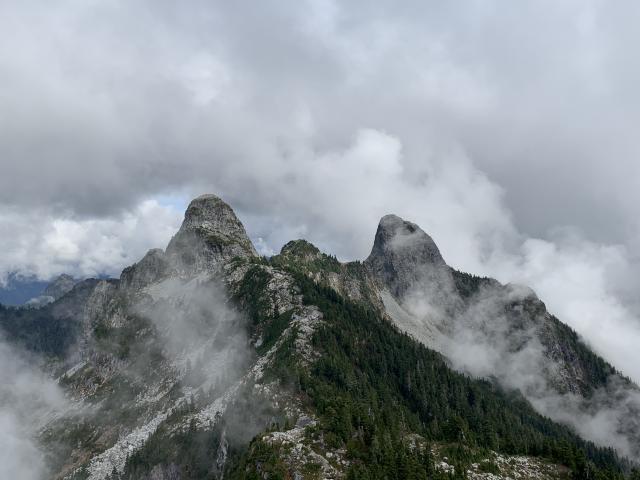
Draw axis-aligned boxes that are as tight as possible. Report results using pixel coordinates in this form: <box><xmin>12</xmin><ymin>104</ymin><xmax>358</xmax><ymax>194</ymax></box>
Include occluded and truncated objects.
<box><xmin>267</xmin><ymin>211</ymin><xmax>640</xmax><ymax>461</ymax></box>
<box><xmin>361</xmin><ymin>214</ymin><xmax>640</xmax><ymax>459</ymax></box>
<box><xmin>0</xmin><ymin>194</ymin><xmax>636</xmax><ymax>479</ymax></box>
<box><xmin>119</xmin><ymin>249</ymin><xmax>169</xmax><ymax>292</ymax></box>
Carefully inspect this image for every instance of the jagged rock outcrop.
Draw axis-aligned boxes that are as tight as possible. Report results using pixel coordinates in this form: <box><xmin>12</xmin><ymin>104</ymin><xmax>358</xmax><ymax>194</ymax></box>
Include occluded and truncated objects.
<box><xmin>120</xmin><ymin>194</ymin><xmax>258</xmax><ymax>293</ymax></box>
<box><xmin>363</xmin><ymin>214</ymin><xmax>595</xmax><ymax>391</ymax></box>
<box><xmin>165</xmin><ymin>194</ymin><xmax>257</xmax><ymax>275</ymax></box>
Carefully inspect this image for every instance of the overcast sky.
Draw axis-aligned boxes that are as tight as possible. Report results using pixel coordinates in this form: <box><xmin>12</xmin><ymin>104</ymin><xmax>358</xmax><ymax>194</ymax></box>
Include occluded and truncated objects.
<box><xmin>2</xmin><ymin>1</ymin><xmax>640</xmax><ymax>381</ymax></box>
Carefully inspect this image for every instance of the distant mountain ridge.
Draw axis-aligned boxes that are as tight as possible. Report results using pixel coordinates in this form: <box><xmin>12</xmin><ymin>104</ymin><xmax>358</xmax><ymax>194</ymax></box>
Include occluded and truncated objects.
<box><xmin>0</xmin><ymin>273</ymin><xmax>49</xmax><ymax>306</ymax></box>
<box><xmin>26</xmin><ymin>274</ymin><xmax>79</xmax><ymax>307</ymax></box>
<box><xmin>0</xmin><ymin>194</ymin><xmax>637</xmax><ymax>479</ymax></box>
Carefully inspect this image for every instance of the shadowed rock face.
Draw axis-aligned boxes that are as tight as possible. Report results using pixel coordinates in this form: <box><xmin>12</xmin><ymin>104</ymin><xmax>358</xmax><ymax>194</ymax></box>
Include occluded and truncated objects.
<box><xmin>365</xmin><ymin>214</ymin><xmax>447</xmax><ymax>298</ymax></box>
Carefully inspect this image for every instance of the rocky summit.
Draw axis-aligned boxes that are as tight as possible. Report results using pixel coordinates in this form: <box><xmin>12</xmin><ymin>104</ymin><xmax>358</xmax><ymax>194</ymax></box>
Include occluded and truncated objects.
<box><xmin>121</xmin><ymin>195</ymin><xmax>258</xmax><ymax>291</ymax></box>
<box><xmin>166</xmin><ymin>194</ymin><xmax>257</xmax><ymax>273</ymax></box>
<box><xmin>0</xmin><ymin>194</ymin><xmax>638</xmax><ymax>480</ymax></box>
<box><xmin>365</xmin><ymin>214</ymin><xmax>447</xmax><ymax>299</ymax></box>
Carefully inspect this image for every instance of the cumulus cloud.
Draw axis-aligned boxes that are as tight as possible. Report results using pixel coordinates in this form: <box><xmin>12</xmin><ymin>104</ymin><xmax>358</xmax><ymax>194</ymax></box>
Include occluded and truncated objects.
<box><xmin>2</xmin><ymin>1</ymin><xmax>640</xmax><ymax>238</ymax></box>
<box><xmin>0</xmin><ymin>200</ymin><xmax>182</xmax><ymax>285</ymax></box>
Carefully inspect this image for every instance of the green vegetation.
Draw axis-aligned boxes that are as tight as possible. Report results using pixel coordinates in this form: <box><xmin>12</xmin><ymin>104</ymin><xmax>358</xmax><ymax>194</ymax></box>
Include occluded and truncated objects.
<box><xmin>450</xmin><ymin>269</ymin><xmax>495</xmax><ymax>299</ymax></box>
<box><xmin>0</xmin><ymin>302</ymin><xmax>79</xmax><ymax>356</ymax></box>
<box><xmin>251</xmin><ymin>271</ymin><xmax>626</xmax><ymax>479</ymax></box>
<box><xmin>234</xmin><ymin>265</ymin><xmax>273</xmax><ymax>328</ymax></box>
<box><xmin>478</xmin><ymin>459</ymin><xmax>501</xmax><ymax>474</ymax></box>
<box><xmin>256</xmin><ymin>309</ymin><xmax>293</xmax><ymax>355</ymax></box>
<box><xmin>18</xmin><ymin>251</ymin><xmax>636</xmax><ymax>479</ymax></box>
<box><xmin>271</xmin><ymin>239</ymin><xmax>342</xmax><ymax>274</ymax></box>
<box><xmin>227</xmin><ymin>438</ymin><xmax>291</xmax><ymax>480</ymax></box>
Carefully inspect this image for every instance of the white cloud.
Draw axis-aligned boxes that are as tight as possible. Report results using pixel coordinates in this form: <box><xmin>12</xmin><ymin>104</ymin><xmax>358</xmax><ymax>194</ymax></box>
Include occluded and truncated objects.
<box><xmin>487</xmin><ymin>232</ymin><xmax>640</xmax><ymax>383</ymax></box>
<box><xmin>0</xmin><ymin>340</ymin><xmax>69</xmax><ymax>480</ymax></box>
<box><xmin>0</xmin><ymin>200</ymin><xmax>182</xmax><ymax>284</ymax></box>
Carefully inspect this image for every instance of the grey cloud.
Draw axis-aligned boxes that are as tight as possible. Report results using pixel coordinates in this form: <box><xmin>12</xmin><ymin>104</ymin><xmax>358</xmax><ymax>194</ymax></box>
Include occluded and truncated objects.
<box><xmin>3</xmin><ymin>1</ymin><xmax>640</xmax><ymax>240</ymax></box>
<box><xmin>0</xmin><ymin>200</ymin><xmax>182</xmax><ymax>285</ymax></box>
<box><xmin>2</xmin><ymin>0</ymin><xmax>640</xmax><ymax>419</ymax></box>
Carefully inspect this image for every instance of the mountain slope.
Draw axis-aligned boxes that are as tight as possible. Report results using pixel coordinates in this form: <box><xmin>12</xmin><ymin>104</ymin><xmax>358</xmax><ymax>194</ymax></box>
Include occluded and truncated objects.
<box><xmin>359</xmin><ymin>215</ymin><xmax>640</xmax><ymax>460</ymax></box>
<box><xmin>0</xmin><ymin>194</ymin><xmax>636</xmax><ymax>479</ymax></box>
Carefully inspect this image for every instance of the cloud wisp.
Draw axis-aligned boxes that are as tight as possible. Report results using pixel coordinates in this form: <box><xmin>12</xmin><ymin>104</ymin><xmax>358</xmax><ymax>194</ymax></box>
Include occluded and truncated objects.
<box><xmin>0</xmin><ymin>339</ymin><xmax>69</xmax><ymax>480</ymax></box>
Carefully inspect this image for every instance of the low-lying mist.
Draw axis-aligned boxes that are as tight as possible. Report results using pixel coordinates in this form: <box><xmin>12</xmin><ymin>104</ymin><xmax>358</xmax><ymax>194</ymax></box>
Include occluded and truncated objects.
<box><xmin>136</xmin><ymin>275</ymin><xmax>253</xmax><ymax>394</ymax></box>
<box><xmin>0</xmin><ymin>339</ymin><xmax>69</xmax><ymax>480</ymax></box>
<box><xmin>401</xmin><ymin>266</ymin><xmax>640</xmax><ymax>460</ymax></box>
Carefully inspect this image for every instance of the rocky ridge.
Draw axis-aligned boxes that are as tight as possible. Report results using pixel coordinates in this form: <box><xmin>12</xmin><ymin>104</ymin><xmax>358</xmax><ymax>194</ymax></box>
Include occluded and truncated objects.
<box><xmin>0</xmin><ymin>194</ymin><xmax>635</xmax><ymax>479</ymax></box>
<box><xmin>361</xmin><ymin>214</ymin><xmax>640</xmax><ymax>459</ymax></box>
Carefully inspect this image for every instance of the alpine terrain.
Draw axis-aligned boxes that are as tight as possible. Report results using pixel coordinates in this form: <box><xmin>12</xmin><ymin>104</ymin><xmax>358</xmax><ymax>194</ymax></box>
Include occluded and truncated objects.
<box><xmin>1</xmin><ymin>194</ymin><xmax>639</xmax><ymax>480</ymax></box>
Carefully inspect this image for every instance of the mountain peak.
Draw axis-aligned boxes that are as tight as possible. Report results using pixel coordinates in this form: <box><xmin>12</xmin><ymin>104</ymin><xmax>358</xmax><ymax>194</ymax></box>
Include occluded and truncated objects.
<box><xmin>365</xmin><ymin>214</ymin><xmax>446</xmax><ymax>297</ymax></box>
<box><xmin>24</xmin><ymin>273</ymin><xmax>78</xmax><ymax>307</ymax></box>
<box><xmin>44</xmin><ymin>273</ymin><xmax>77</xmax><ymax>298</ymax></box>
<box><xmin>180</xmin><ymin>194</ymin><xmax>236</xmax><ymax>230</ymax></box>
<box><xmin>280</xmin><ymin>239</ymin><xmax>322</xmax><ymax>259</ymax></box>
<box><xmin>165</xmin><ymin>194</ymin><xmax>257</xmax><ymax>274</ymax></box>
<box><xmin>367</xmin><ymin>214</ymin><xmax>445</xmax><ymax>266</ymax></box>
